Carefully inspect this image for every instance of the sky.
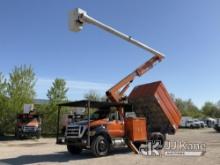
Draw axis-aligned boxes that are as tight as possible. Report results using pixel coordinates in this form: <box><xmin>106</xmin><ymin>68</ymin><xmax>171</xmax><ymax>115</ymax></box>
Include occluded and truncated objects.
<box><xmin>0</xmin><ymin>0</ymin><xmax>220</xmax><ymax>108</ymax></box>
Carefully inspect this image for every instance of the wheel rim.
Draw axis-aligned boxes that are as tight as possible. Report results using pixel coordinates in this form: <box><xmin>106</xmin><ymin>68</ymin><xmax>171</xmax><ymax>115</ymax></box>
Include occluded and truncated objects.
<box><xmin>152</xmin><ymin>135</ymin><xmax>163</xmax><ymax>148</ymax></box>
<box><xmin>98</xmin><ymin>140</ymin><xmax>107</xmax><ymax>152</ymax></box>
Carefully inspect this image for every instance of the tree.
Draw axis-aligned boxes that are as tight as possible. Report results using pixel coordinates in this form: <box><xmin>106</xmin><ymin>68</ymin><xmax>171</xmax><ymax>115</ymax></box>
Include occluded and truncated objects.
<box><xmin>0</xmin><ymin>73</ymin><xmax>8</xmax><ymax>135</ymax></box>
<box><xmin>47</xmin><ymin>78</ymin><xmax>68</xmax><ymax>105</ymax></box>
<box><xmin>44</xmin><ymin>78</ymin><xmax>68</xmax><ymax>135</ymax></box>
<box><xmin>175</xmin><ymin>98</ymin><xmax>187</xmax><ymax>115</ymax></box>
<box><xmin>185</xmin><ymin>99</ymin><xmax>202</xmax><ymax>118</ymax></box>
<box><xmin>202</xmin><ymin>102</ymin><xmax>220</xmax><ymax>118</ymax></box>
<box><xmin>0</xmin><ymin>72</ymin><xmax>7</xmax><ymax>96</ymax></box>
<box><xmin>216</xmin><ymin>100</ymin><xmax>220</xmax><ymax>109</ymax></box>
<box><xmin>84</xmin><ymin>90</ymin><xmax>101</xmax><ymax>101</ymax></box>
<box><xmin>174</xmin><ymin>98</ymin><xmax>202</xmax><ymax>118</ymax></box>
<box><xmin>7</xmin><ymin>65</ymin><xmax>36</xmax><ymax>113</ymax></box>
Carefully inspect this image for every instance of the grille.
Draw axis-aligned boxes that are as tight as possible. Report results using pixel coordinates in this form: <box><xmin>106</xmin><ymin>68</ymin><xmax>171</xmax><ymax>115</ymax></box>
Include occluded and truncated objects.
<box><xmin>23</xmin><ymin>126</ymin><xmax>36</xmax><ymax>132</ymax></box>
<box><xmin>66</xmin><ymin>125</ymin><xmax>85</xmax><ymax>138</ymax></box>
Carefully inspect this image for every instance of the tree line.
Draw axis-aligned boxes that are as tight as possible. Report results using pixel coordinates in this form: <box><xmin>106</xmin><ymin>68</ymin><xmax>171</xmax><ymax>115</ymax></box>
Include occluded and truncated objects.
<box><xmin>0</xmin><ymin>65</ymin><xmax>220</xmax><ymax>135</ymax></box>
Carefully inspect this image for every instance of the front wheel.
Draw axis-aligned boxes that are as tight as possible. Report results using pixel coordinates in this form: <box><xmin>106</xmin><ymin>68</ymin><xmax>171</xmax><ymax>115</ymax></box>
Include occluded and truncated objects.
<box><xmin>67</xmin><ymin>145</ymin><xmax>82</xmax><ymax>154</ymax></box>
<box><xmin>91</xmin><ymin>135</ymin><xmax>110</xmax><ymax>157</ymax></box>
<box><xmin>15</xmin><ymin>131</ymin><xmax>22</xmax><ymax>140</ymax></box>
<box><xmin>36</xmin><ymin>133</ymin><xmax>41</xmax><ymax>139</ymax></box>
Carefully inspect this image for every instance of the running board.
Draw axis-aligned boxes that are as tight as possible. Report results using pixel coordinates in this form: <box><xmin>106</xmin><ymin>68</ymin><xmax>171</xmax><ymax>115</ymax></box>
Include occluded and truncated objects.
<box><xmin>126</xmin><ymin>140</ymin><xmax>140</xmax><ymax>154</ymax></box>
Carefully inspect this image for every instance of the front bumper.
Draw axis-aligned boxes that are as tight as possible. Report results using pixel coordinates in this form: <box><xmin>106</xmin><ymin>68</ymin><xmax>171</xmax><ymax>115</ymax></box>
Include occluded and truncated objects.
<box><xmin>65</xmin><ymin>137</ymin><xmax>89</xmax><ymax>148</ymax></box>
<box><xmin>19</xmin><ymin>130</ymin><xmax>40</xmax><ymax>136</ymax></box>
<box><xmin>193</xmin><ymin>124</ymin><xmax>200</xmax><ymax>128</ymax></box>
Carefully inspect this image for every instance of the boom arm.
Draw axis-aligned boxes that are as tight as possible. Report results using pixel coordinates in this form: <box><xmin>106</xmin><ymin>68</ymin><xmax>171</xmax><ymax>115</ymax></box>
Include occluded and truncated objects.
<box><xmin>69</xmin><ymin>8</ymin><xmax>165</xmax><ymax>103</ymax></box>
<box><xmin>106</xmin><ymin>55</ymin><xmax>163</xmax><ymax>102</ymax></box>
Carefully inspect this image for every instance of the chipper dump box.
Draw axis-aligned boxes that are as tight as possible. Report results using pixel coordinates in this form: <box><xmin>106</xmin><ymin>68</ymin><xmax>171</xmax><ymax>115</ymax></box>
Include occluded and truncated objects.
<box><xmin>129</xmin><ymin>81</ymin><xmax>181</xmax><ymax>135</ymax></box>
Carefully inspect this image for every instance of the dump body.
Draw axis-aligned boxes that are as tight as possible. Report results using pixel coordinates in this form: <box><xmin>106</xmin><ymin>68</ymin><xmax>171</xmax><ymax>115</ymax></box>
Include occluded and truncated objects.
<box><xmin>129</xmin><ymin>81</ymin><xmax>181</xmax><ymax>135</ymax></box>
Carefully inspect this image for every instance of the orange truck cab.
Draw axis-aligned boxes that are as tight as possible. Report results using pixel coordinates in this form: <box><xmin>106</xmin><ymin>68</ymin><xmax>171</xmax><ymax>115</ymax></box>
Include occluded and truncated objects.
<box><xmin>15</xmin><ymin>113</ymin><xmax>41</xmax><ymax>139</ymax></box>
<box><xmin>56</xmin><ymin>81</ymin><xmax>181</xmax><ymax>157</ymax></box>
<box><xmin>57</xmin><ymin>101</ymin><xmax>132</xmax><ymax>156</ymax></box>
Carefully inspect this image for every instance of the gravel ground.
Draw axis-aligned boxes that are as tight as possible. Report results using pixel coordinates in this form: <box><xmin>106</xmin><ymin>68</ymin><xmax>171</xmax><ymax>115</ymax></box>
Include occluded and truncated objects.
<box><xmin>0</xmin><ymin>128</ymin><xmax>220</xmax><ymax>165</ymax></box>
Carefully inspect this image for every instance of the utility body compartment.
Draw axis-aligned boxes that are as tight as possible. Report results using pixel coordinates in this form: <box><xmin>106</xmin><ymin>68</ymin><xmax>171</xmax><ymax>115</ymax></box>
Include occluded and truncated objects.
<box><xmin>128</xmin><ymin>81</ymin><xmax>181</xmax><ymax>135</ymax></box>
<box><xmin>125</xmin><ymin>117</ymin><xmax>147</xmax><ymax>142</ymax></box>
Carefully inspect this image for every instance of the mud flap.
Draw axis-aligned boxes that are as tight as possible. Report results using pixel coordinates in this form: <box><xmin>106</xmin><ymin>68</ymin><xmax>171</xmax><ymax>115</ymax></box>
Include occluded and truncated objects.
<box><xmin>126</xmin><ymin>140</ymin><xmax>140</xmax><ymax>154</ymax></box>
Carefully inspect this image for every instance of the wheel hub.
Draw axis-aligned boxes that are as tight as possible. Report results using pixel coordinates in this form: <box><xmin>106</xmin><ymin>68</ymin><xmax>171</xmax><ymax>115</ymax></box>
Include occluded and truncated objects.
<box><xmin>98</xmin><ymin>140</ymin><xmax>107</xmax><ymax>151</ymax></box>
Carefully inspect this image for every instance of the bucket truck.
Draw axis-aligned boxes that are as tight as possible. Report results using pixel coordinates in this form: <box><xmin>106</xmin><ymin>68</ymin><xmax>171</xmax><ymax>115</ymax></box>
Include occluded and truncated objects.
<box><xmin>57</xmin><ymin>8</ymin><xmax>181</xmax><ymax>157</ymax></box>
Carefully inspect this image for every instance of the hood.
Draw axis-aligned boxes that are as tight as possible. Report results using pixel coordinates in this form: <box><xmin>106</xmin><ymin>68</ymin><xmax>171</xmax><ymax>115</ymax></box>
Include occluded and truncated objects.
<box><xmin>74</xmin><ymin>120</ymin><xmax>89</xmax><ymax>125</ymax></box>
<box><xmin>26</xmin><ymin>119</ymin><xmax>39</xmax><ymax>127</ymax></box>
<box><xmin>90</xmin><ymin>118</ymin><xmax>108</xmax><ymax>127</ymax></box>
<box><xmin>72</xmin><ymin>118</ymin><xmax>108</xmax><ymax>127</ymax></box>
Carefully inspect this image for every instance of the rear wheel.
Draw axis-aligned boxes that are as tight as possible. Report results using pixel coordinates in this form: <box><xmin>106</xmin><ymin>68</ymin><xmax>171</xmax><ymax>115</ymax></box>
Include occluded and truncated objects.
<box><xmin>91</xmin><ymin>135</ymin><xmax>110</xmax><ymax>157</ymax></box>
<box><xmin>150</xmin><ymin>133</ymin><xmax>165</xmax><ymax>150</ymax></box>
<box><xmin>67</xmin><ymin>145</ymin><xmax>82</xmax><ymax>154</ymax></box>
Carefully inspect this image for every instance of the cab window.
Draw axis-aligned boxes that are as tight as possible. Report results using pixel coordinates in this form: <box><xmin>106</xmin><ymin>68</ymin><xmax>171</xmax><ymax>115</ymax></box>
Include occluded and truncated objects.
<box><xmin>109</xmin><ymin>111</ymin><xmax>119</xmax><ymax>121</ymax></box>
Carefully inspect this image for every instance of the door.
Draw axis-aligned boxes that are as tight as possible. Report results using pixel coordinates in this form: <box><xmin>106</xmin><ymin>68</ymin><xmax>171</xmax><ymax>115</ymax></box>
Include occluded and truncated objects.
<box><xmin>106</xmin><ymin>110</ymin><xmax>125</xmax><ymax>137</ymax></box>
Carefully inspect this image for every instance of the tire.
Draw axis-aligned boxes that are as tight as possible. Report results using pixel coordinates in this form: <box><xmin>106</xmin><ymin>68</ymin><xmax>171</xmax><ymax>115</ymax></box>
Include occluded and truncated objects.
<box><xmin>67</xmin><ymin>145</ymin><xmax>82</xmax><ymax>154</ymax></box>
<box><xmin>150</xmin><ymin>133</ymin><xmax>165</xmax><ymax>150</ymax></box>
<box><xmin>15</xmin><ymin>131</ymin><xmax>22</xmax><ymax>140</ymax></box>
<box><xmin>36</xmin><ymin>133</ymin><xmax>41</xmax><ymax>139</ymax></box>
<box><xmin>91</xmin><ymin>135</ymin><xmax>110</xmax><ymax>157</ymax></box>
<box><xmin>15</xmin><ymin>131</ymin><xmax>18</xmax><ymax>138</ymax></box>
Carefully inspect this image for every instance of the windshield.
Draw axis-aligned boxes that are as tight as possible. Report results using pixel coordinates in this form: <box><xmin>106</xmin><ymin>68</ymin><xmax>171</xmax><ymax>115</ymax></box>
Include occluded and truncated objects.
<box><xmin>17</xmin><ymin>114</ymin><xmax>40</xmax><ymax>123</ymax></box>
<box><xmin>85</xmin><ymin>109</ymin><xmax>110</xmax><ymax>120</ymax></box>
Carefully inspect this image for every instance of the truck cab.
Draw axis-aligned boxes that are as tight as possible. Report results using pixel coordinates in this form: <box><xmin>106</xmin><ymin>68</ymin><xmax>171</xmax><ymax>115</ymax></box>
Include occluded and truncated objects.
<box><xmin>66</xmin><ymin>108</ymin><xmax>125</xmax><ymax>140</ymax></box>
<box><xmin>57</xmin><ymin>101</ymin><xmax>134</xmax><ymax>156</ymax></box>
<box><xmin>15</xmin><ymin>113</ymin><xmax>41</xmax><ymax>139</ymax></box>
